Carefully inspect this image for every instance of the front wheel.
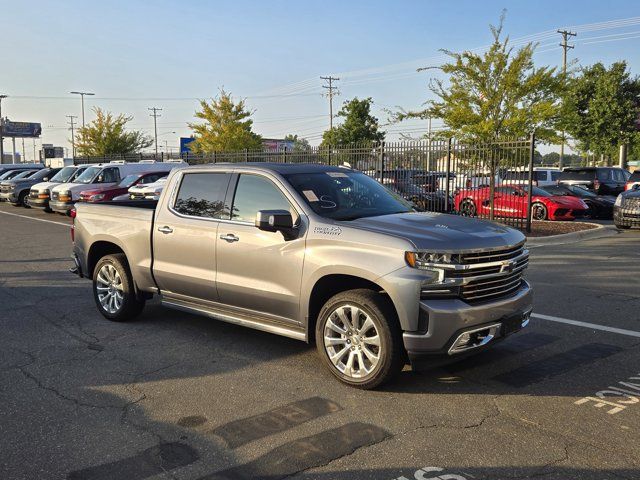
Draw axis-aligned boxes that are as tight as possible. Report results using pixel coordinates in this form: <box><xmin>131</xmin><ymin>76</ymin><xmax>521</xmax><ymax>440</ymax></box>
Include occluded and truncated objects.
<box><xmin>459</xmin><ymin>199</ymin><xmax>477</xmax><ymax>217</ymax></box>
<box><xmin>93</xmin><ymin>253</ymin><xmax>145</xmax><ymax>321</ymax></box>
<box><xmin>531</xmin><ymin>202</ymin><xmax>547</xmax><ymax>221</ymax></box>
<box><xmin>315</xmin><ymin>289</ymin><xmax>405</xmax><ymax>389</ymax></box>
<box><xmin>17</xmin><ymin>191</ymin><xmax>29</xmax><ymax>208</ymax></box>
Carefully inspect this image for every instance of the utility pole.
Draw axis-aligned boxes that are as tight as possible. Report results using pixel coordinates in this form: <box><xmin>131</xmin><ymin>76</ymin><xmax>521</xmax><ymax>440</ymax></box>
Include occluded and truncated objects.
<box><xmin>558</xmin><ymin>29</ymin><xmax>576</xmax><ymax>169</ymax></box>
<box><xmin>427</xmin><ymin>116</ymin><xmax>432</xmax><ymax>170</ymax></box>
<box><xmin>0</xmin><ymin>94</ymin><xmax>7</xmax><ymax>163</ymax></box>
<box><xmin>33</xmin><ymin>139</ymin><xmax>36</xmax><ymax>163</ymax></box>
<box><xmin>22</xmin><ymin>138</ymin><xmax>26</xmax><ymax>162</ymax></box>
<box><xmin>148</xmin><ymin>107</ymin><xmax>162</xmax><ymax>158</ymax></box>
<box><xmin>70</xmin><ymin>91</ymin><xmax>95</xmax><ymax>128</ymax></box>
<box><xmin>320</xmin><ymin>76</ymin><xmax>340</xmax><ymax>131</ymax></box>
<box><xmin>66</xmin><ymin>115</ymin><xmax>78</xmax><ymax>158</ymax></box>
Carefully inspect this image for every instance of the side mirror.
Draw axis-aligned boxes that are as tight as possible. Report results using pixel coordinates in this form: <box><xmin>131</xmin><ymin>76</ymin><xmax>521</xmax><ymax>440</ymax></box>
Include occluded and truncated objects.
<box><xmin>255</xmin><ymin>209</ymin><xmax>296</xmax><ymax>239</ymax></box>
<box><xmin>43</xmin><ymin>177</ymin><xmax>49</xmax><ymax>182</ymax></box>
<box><xmin>97</xmin><ymin>175</ymin><xmax>104</xmax><ymax>183</ymax></box>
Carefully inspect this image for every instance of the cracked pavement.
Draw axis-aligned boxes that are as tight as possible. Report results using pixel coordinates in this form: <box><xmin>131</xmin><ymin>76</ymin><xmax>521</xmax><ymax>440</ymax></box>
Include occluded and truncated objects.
<box><xmin>1</xmin><ymin>205</ymin><xmax>639</xmax><ymax>480</ymax></box>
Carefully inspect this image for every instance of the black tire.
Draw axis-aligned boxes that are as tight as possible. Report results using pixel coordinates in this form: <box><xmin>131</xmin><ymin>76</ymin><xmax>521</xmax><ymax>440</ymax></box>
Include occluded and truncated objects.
<box><xmin>459</xmin><ymin>199</ymin><xmax>477</xmax><ymax>217</ymax></box>
<box><xmin>92</xmin><ymin>253</ymin><xmax>145</xmax><ymax>321</ymax></box>
<box><xmin>16</xmin><ymin>191</ymin><xmax>29</xmax><ymax>208</ymax></box>
<box><xmin>616</xmin><ymin>224</ymin><xmax>631</xmax><ymax>230</ymax></box>
<box><xmin>531</xmin><ymin>202</ymin><xmax>547</xmax><ymax>221</ymax></box>
<box><xmin>315</xmin><ymin>289</ymin><xmax>405</xmax><ymax>389</ymax></box>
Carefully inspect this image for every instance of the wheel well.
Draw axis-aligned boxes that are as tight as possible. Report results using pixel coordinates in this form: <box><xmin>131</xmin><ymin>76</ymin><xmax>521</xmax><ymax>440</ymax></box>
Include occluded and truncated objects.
<box><xmin>87</xmin><ymin>241</ymin><xmax>125</xmax><ymax>278</ymax></box>
<box><xmin>307</xmin><ymin>274</ymin><xmax>388</xmax><ymax>342</ymax></box>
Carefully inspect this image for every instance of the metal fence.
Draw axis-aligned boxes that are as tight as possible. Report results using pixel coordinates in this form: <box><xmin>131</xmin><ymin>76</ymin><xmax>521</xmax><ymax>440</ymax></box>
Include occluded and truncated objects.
<box><xmin>73</xmin><ymin>135</ymin><xmax>536</xmax><ymax>231</ymax></box>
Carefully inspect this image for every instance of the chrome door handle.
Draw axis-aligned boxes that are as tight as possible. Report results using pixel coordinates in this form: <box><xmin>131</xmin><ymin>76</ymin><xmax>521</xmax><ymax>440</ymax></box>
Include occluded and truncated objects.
<box><xmin>157</xmin><ymin>226</ymin><xmax>173</xmax><ymax>234</ymax></box>
<box><xmin>219</xmin><ymin>233</ymin><xmax>239</xmax><ymax>242</ymax></box>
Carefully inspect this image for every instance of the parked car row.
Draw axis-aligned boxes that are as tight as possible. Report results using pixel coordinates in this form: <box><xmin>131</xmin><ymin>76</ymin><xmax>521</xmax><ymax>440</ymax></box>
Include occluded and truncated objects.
<box><xmin>0</xmin><ymin>161</ymin><xmax>187</xmax><ymax>214</ymax></box>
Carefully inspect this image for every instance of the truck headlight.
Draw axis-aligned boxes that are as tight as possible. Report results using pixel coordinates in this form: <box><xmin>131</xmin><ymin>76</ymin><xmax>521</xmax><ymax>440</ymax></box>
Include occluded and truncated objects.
<box><xmin>405</xmin><ymin>251</ymin><xmax>455</xmax><ymax>269</ymax></box>
<box><xmin>614</xmin><ymin>194</ymin><xmax>623</xmax><ymax>207</ymax></box>
<box><xmin>58</xmin><ymin>191</ymin><xmax>72</xmax><ymax>202</ymax></box>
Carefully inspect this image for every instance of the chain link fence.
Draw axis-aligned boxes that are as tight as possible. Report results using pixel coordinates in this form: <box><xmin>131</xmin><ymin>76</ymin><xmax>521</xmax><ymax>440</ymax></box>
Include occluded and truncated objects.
<box><xmin>73</xmin><ymin>135</ymin><xmax>536</xmax><ymax>231</ymax></box>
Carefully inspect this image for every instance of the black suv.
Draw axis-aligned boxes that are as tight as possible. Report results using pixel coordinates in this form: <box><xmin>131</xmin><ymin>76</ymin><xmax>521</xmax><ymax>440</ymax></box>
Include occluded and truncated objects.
<box><xmin>558</xmin><ymin>167</ymin><xmax>630</xmax><ymax>196</ymax></box>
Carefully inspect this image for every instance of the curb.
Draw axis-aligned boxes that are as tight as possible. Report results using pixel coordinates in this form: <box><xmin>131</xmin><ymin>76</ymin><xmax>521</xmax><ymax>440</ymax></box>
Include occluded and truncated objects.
<box><xmin>526</xmin><ymin>223</ymin><xmax>619</xmax><ymax>247</ymax></box>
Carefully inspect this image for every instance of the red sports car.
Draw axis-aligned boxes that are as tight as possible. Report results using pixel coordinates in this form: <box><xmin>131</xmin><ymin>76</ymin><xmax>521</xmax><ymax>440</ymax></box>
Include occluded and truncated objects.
<box><xmin>78</xmin><ymin>171</ymin><xmax>167</xmax><ymax>203</ymax></box>
<box><xmin>454</xmin><ymin>184</ymin><xmax>589</xmax><ymax>221</ymax></box>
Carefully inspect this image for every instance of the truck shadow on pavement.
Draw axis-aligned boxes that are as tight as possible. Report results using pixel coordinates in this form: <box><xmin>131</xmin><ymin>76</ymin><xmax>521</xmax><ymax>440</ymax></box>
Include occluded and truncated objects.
<box><xmin>2</xmin><ymin>281</ymin><xmax>639</xmax><ymax>480</ymax></box>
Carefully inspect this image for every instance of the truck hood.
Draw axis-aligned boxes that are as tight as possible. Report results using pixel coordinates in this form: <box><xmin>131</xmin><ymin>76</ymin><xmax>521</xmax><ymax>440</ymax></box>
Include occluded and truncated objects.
<box><xmin>346</xmin><ymin>212</ymin><xmax>525</xmax><ymax>251</ymax></box>
<box><xmin>31</xmin><ymin>181</ymin><xmax>62</xmax><ymax>192</ymax></box>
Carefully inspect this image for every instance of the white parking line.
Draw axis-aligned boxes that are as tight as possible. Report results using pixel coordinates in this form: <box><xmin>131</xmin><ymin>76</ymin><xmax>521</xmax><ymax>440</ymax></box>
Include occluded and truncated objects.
<box><xmin>532</xmin><ymin>313</ymin><xmax>640</xmax><ymax>338</ymax></box>
<box><xmin>0</xmin><ymin>209</ymin><xmax>70</xmax><ymax>227</ymax></box>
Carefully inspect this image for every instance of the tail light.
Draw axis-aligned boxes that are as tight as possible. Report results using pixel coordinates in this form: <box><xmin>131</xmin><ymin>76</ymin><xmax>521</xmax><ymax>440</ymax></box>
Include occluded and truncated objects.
<box><xmin>70</xmin><ymin>208</ymin><xmax>76</xmax><ymax>243</ymax></box>
<box><xmin>626</xmin><ymin>182</ymin><xmax>633</xmax><ymax>191</ymax></box>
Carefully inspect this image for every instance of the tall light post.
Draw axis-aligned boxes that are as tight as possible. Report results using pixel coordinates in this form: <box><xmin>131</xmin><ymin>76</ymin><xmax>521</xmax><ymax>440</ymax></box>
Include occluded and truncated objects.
<box><xmin>0</xmin><ymin>94</ymin><xmax>7</xmax><ymax>163</ymax></box>
<box><xmin>70</xmin><ymin>91</ymin><xmax>95</xmax><ymax>128</ymax></box>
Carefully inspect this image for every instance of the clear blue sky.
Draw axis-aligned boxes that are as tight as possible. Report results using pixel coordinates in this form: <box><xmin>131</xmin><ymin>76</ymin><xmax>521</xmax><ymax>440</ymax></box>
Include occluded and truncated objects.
<box><xmin>1</xmin><ymin>0</ymin><xmax>639</xmax><ymax>157</ymax></box>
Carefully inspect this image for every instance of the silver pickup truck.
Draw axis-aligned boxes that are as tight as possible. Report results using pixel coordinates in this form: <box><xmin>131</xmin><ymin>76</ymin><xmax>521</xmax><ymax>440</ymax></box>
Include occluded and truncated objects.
<box><xmin>71</xmin><ymin>163</ymin><xmax>532</xmax><ymax>388</ymax></box>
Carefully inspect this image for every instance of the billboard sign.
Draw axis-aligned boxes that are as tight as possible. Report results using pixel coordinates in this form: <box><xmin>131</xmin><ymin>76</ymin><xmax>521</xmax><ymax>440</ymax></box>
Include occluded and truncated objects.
<box><xmin>262</xmin><ymin>138</ymin><xmax>295</xmax><ymax>152</ymax></box>
<box><xmin>1</xmin><ymin>121</ymin><xmax>42</xmax><ymax>138</ymax></box>
<box><xmin>180</xmin><ymin>137</ymin><xmax>195</xmax><ymax>154</ymax></box>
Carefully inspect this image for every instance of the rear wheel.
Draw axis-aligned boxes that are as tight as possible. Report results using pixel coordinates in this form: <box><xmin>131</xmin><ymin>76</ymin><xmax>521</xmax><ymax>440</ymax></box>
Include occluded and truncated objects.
<box><xmin>93</xmin><ymin>254</ymin><xmax>145</xmax><ymax>321</ymax></box>
<box><xmin>531</xmin><ymin>202</ymin><xmax>547</xmax><ymax>221</ymax></box>
<box><xmin>315</xmin><ymin>289</ymin><xmax>405</xmax><ymax>389</ymax></box>
<box><xmin>459</xmin><ymin>199</ymin><xmax>477</xmax><ymax>217</ymax></box>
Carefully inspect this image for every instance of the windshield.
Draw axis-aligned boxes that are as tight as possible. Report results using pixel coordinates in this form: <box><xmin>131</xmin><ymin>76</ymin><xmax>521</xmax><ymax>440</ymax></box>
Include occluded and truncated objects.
<box><xmin>74</xmin><ymin>166</ymin><xmax>101</xmax><ymax>184</ymax></box>
<box><xmin>0</xmin><ymin>170</ymin><xmax>19</xmax><ymax>180</ymax></box>
<box><xmin>567</xmin><ymin>185</ymin><xmax>597</xmax><ymax>198</ymax></box>
<box><xmin>284</xmin><ymin>171</ymin><xmax>413</xmax><ymax>221</ymax></box>
<box><xmin>50</xmin><ymin>166</ymin><xmax>77</xmax><ymax>183</ymax></box>
<box><xmin>523</xmin><ymin>185</ymin><xmax>552</xmax><ymax>197</ymax></box>
<box><xmin>12</xmin><ymin>170</ymin><xmax>37</xmax><ymax>180</ymax></box>
<box><xmin>118</xmin><ymin>174</ymin><xmax>142</xmax><ymax>188</ymax></box>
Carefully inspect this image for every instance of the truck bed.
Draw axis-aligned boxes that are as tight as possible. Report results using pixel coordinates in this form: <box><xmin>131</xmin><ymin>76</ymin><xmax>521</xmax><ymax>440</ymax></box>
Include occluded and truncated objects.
<box><xmin>73</xmin><ymin>202</ymin><xmax>157</xmax><ymax>291</ymax></box>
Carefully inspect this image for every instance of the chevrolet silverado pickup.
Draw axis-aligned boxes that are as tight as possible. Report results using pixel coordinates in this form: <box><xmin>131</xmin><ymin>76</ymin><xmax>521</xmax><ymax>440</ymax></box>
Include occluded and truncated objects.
<box><xmin>71</xmin><ymin>163</ymin><xmax>533</xmax><ymax>388</ymax></box>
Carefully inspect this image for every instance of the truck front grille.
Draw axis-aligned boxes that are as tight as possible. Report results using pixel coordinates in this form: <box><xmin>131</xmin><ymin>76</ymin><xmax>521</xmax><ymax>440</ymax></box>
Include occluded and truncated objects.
<box><xmin>445</xmin><ymin>243</ymin><xmax>529</xmax><ymax>304</ymax></box>
<box><xmin>0</xmin><ymin>184</ymin><xmax>12</xmax><ymax>193</ymax></box>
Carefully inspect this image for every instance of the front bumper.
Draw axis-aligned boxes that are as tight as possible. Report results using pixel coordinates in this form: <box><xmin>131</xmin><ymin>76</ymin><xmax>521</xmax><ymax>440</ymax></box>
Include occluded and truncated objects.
<box><xmin>0</xmin><ymin>192</ymin><xmax>18</xmax><ymax>203</ymax></box>
<box><xmin>614</xmin><ymin>205</ymin><xmax>640</xmax><ymax>227</ymax></box>
<box><xmin>403</xmin><ymin>280</ymin><xmax>533</xmax><ymax>363</ymax></box>
<box><xmin>49</xmin><ymin>200</ymin><xmax>75</xmax><ymax>213</ymax></box>
<box><xmin>28</xmin><ymin>197</ymin><xmax>50</xmax><ymax>209</ymax></box>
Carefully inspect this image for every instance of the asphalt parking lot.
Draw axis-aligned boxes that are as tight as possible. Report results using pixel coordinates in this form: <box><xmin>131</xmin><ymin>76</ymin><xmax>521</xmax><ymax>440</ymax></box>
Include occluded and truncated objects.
<box><xmin>1</xmin><ymin>203</ymin><xmax>639</xmax><ymax>480</ymax></box>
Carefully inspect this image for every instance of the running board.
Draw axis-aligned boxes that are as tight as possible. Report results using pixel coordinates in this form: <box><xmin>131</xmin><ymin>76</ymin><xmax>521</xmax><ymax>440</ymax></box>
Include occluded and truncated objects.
<box><xmin>161</xmin><ymin>297</ymin><xmax>306</xmax><ymax>342</ymax></box>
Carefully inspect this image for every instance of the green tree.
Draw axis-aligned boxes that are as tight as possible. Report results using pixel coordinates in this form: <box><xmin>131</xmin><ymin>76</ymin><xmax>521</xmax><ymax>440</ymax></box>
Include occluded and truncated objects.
<box><xmin>321</xmin><ymin>97</ymin><xmax>385</xmax><ymax>146</ymax></box>
<box><xmin>189</xmin><ymin>89</ymin><xmax>262</xmax><ymax>153</ymax></box>
<box><xmin>561</xmin><ymin>61</ymin><xmax>640</xmax><ymax>162</ymax></box>
<box><xmin>284</xmin><ymin>134</ymin><xmax>311</xmax><ymax>151</ymax></box>
<box><xmin>75</xmin><ymin>108</ymin><xmax>152</xmax><ymax>156</ymax></box>
<box><xmin>394</xmin><ymin>14</ymin><xmax>562</xmax><ymax>143</ymax></box>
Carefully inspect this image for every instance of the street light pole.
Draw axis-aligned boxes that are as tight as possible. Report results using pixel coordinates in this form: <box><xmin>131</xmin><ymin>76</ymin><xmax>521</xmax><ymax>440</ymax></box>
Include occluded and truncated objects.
<box><xmin>70</xmin><ymin>91</ymin><xmax>95</xmax><ymax>128</ymax></box>
<box><xmin>0</xmin><ymin>94</ymin><xmax>7</xmax><ymax>163</ymax></box>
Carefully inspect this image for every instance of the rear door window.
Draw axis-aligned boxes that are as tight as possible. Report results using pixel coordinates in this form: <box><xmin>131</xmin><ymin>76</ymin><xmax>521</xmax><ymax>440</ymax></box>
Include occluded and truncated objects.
<box><xmin>597</xmin><ymin>169</ymin><xmax>614</xmax><ymax>181</ymax></box>
<box><xmin>550</xmin><ymin>171</ymin><xmax>561</xmax><ymax>181</ymax></box>
<box><xmin>560</xmin><ymin>169</ymin><xmax>594</xmax><ymax>181</ymax></box>
<box><xmin>173</xmin><ymin>172</ymin><xmax>232</xmax><ymax>219</ymax></box>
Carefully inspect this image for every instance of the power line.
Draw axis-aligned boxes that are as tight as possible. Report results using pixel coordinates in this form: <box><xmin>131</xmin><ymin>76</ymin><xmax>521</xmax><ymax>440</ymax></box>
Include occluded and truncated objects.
<box><xmin>320</xmin><ymin>76</ymin><xmax>340</xmax><ymax>131</ymax></box>
<box><xmin>148</xmin><ymin>107</ymin><xmax>162</xmax><ymax>158</ymax></box>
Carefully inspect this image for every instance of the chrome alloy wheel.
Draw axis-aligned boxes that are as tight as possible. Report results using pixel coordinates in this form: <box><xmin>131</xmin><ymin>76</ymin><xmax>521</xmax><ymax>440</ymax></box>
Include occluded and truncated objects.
<box><xmin>96</xmin><ymin>264</ymin><xmax>124</xmax><ymax>314</ymax></box>
<box><xmin>323</xmin><ymin>304</ymin><xmax>381</xmax><ymax>379</ymax></box>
